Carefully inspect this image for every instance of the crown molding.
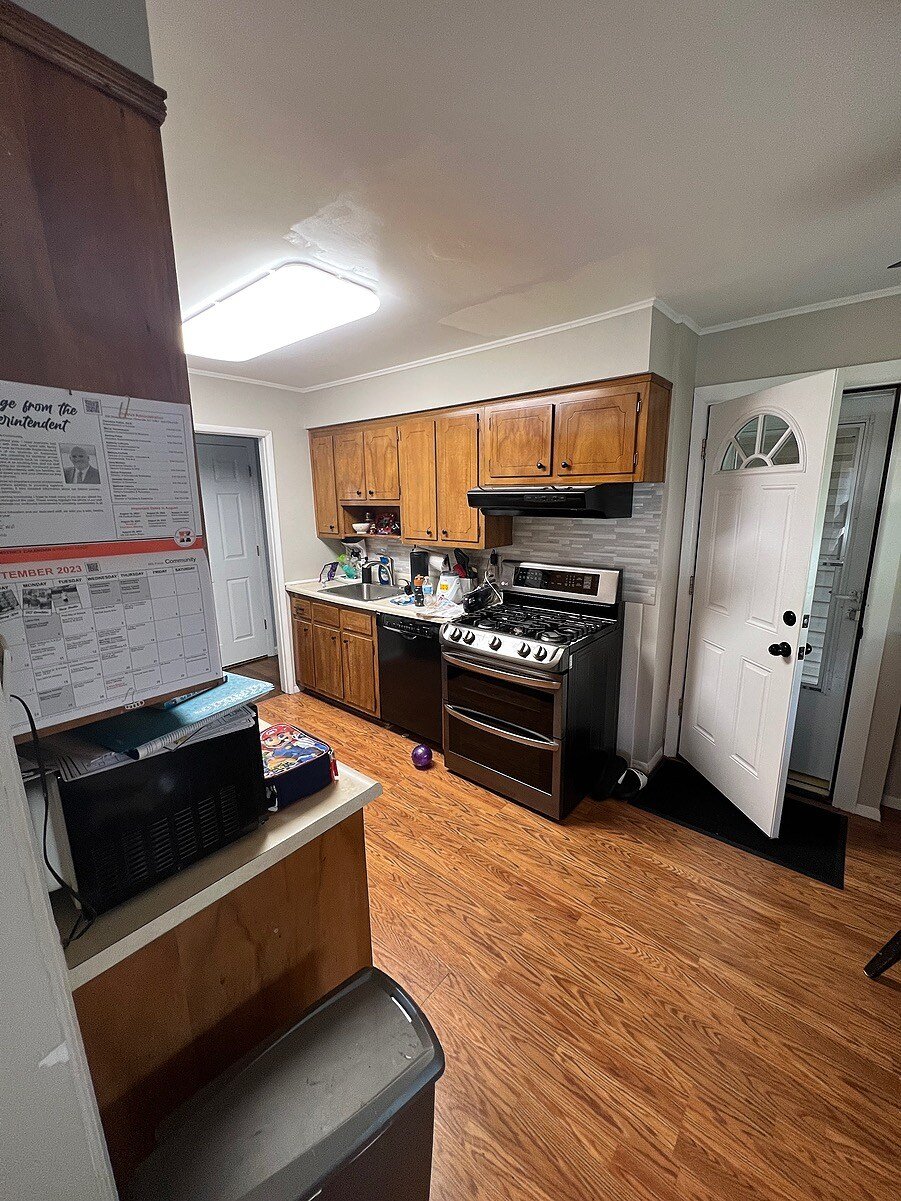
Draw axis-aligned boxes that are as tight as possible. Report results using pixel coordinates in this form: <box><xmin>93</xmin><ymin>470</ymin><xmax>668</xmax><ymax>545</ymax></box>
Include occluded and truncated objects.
<box><xmin>651</xmin><ymin>299</ymin><xmax>701</xmax><ymax>334</ymax></box>
<box><xmin>0</xmin><ymin>0</ymin><xmax>166</xmax><ymax>124</ymax></box>
<box><xmin>698</xmin><ymin>285</ymin><xmax>901</xmax><ymax>335</ymax></box>
<box><xmin>297</xmin><ymin>298</ymin><xmax>662</xmax><ymax>393</ymax></box>
<box><xmin>188</xmin><ymin>368</ymin><xmax>310</xmax><ymax>395</ymax></box>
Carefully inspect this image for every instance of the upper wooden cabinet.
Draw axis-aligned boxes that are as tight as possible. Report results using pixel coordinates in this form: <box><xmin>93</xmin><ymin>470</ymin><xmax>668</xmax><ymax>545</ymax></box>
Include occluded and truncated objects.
<box><xmin>308</xmin><ymin>372</ymin><xmax>671</xmax><ymax>545</ymax></box>
<box><xmin>436</xmin><ymin>411</ymin><xmax>482</xmax><ymax>546</ymax></box>
<box><xmin>310</xmin><ymin>434</ymin><xmax>339</xmax><ymax>537</ymax></box>
<box><xmin>479</xmin><ymin>375</ymin><xmax>670</xmax><ymax>485</ymax></box>
<box><xmin>554</xmin><ymin>387</ymin><xmax>639</xmax><ymax>478</ymax></box>
<box><xmin>333</xmin><ymin>428</ymin><xmax>366</xmax><ymax>501</ymax></box>
<box><xmin>363</xmin><ymin>424</ymin><xmax>400</xmax><ymax>500</ymax></box>
<box><xmin>398</xmin><ymin>417</ymin><xmax>437</xmax><ymax>541</ymax></box>
<box><xmin>484</xmin><ymin>402</ymin><xmax>553</xmax><ymax>479</ymax></box>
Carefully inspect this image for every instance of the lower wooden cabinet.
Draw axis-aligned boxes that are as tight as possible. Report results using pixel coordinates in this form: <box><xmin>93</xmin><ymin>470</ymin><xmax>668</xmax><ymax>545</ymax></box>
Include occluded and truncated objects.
<box><xmin>291</xmin><ymin>598</ymin><xmax>379</xmax><ymax>717</ymax></box>
<box><xmin>341</xmin><ymin>630</ymin><xmax>378</xmax><ymax>714</ymax></box>
<box><xmin>312</xmin><ymin>621</ymin><xmax>343</xmax><ymax>698</ymax></box>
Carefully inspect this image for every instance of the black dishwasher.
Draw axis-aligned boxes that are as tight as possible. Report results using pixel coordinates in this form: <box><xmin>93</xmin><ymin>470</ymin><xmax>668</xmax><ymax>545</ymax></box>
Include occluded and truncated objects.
<box><xmin>377</xmin><ymin>613</ymin><xmax>443</xmax><ymax>747</ymax></box>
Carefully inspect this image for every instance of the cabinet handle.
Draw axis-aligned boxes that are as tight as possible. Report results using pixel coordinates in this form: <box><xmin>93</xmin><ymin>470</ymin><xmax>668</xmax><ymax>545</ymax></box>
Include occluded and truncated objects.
<box><xmin>368</xmin><ymin>489</ymin><xmax>374</xmax><ymax>495</ymax></box>
<box><xmin>441</xmin><ymin>529</ymin><xmax>448</xmax><ymax>537</ymax></box>
<box><xmin>560</xmin><ymin>460</ymin><xmax>571</xmax><ymax>470</ymax></box>
<box><xmin>536</xmin><ymin>461</ymin><xmax>546</xmax><ymax>470</ymax></box>
<box><xmin>356</xmin><ymin>489</ymin><xmax>362</xmax><ymax>496</ymax></box>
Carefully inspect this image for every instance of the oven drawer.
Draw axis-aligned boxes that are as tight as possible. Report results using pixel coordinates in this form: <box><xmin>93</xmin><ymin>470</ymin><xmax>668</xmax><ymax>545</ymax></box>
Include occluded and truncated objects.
<box><xmin>443</xmin><ymin>703</ymin><xmax>560</xmax><ymax>808</ymax></box>
<box><xmin>443</xmin><ymin>653</ymin><xmax>561</xmax><ymax>738</ymax></box>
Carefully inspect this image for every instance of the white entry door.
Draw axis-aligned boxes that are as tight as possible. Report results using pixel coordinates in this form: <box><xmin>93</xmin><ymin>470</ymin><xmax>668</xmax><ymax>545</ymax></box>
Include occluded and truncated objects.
<box><xmin>197</xmin><ymin>435</ymin><xmax>276</xmax><ymax>667</ymax></box>
<box><xmin>680</xmin><ymin>372</ymin><xmax>840</xmax><ymax>836</ymax></box>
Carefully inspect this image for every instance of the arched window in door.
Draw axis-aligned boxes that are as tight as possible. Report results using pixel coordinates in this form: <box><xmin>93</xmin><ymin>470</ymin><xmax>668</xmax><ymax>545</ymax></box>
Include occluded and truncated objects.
<box><xmin>720</xmin><ymin>413</ymin><xmax>801</xmax><ymax>471</ymax></box>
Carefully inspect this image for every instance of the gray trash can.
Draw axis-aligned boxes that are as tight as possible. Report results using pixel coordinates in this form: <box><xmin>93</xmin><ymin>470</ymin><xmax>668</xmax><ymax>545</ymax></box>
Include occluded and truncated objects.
<box><xmin>127</xmin><ymin>968</ymin><xmax>445</xmax><ymax>1201</ymax></box>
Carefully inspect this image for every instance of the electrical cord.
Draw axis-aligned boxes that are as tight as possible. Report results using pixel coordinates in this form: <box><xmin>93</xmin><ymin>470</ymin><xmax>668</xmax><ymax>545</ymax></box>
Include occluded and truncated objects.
<box><xmin>11</xmin><ymin>695</ymin><xmax>97</xmax><ymax>948</ymax></box>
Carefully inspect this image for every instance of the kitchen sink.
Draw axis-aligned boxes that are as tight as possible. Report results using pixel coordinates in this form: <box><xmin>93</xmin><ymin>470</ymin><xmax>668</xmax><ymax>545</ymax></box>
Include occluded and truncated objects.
<box><xmin>322</xmin><ymin>582</ymin><xmax>402</xmax><ymax>602</ymax></box>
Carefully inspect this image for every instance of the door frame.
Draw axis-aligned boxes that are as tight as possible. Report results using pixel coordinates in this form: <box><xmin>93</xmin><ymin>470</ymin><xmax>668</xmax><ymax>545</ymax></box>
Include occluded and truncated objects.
<box><xmin>665</xmin><ymin>359</ymin><xmax>901</xmax><ymax>819</ymax></box>
<box><xmin>195</xmin><ymin>424</ymin><xmax>296</xmax><ymax>695</ymax></box>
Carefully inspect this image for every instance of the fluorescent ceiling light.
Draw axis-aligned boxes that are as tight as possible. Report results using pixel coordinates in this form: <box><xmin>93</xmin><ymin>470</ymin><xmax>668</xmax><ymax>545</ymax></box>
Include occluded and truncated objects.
<box><xmin>182</xmin><ymin>262</ymin><xmax>380</xmax><ymax>361</ymax></box>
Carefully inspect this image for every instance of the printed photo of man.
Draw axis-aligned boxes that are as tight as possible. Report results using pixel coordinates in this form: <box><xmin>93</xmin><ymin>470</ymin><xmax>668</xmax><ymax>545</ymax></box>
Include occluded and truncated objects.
<box><xmin>63</xmin><ymin>444</ymin><xmax>101</xmax><ymax>485</ymax></box>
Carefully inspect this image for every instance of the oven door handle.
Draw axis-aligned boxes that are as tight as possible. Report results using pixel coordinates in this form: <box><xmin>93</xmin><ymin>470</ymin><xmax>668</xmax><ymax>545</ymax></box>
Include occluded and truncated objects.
<box><xmin>444</xmin><ymin>705</ymin><xmax>559</xmax><ymax>750</ymax></box>
<box><xmin>442</xmin><ymin>653</ymin><xmax>562</xmax><ymax>692</ymax></box>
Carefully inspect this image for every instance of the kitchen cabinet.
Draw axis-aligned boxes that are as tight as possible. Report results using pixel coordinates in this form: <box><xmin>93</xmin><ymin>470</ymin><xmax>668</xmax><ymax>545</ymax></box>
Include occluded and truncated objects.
<box><xmin>436</xmin><ymin>411</ymin><xmax>482</xmax><ymax>546</ymax></box>
<box><xmin>484</xmin><ymin>402</ymin><xmax>553</xmax><ymax>479</ymax></box>
<box><xmin>310</xmin><ymin>434</ymin><xmax>339</xmax><ymax>536</ymax></box>
<box><xmin>293</xmin><ymin>619</ymin><xmax>315</xmax><ymax>688</ymax></box>
<box><xmin>291</xmin><ymin>596</ymin><xmax>380</xmax><ymax>716</ymax></box>
<box><xmin>312</xmin><ymin>620</ymin><xmax>343</xmax><ymax>698</ymax></box>
<box><xmin>554</xmin><ymin>388</ymin><xmax>638</xmax><ymax>477</ymax></box>
<box><xmin>363</xmin><ymin>424</ymin><xmax>400</xmax><ymax>500</ymax></box>
<box><xmin>333</xmin><ymin>428</ymin><xmax>366</xmax><ymax>501</ymax></box>
<box><xmin>341</xmin><ymin>630</ymin><xmax>378</xmax><ymax>714</ymax></box>
<box><xmin>398</xmin><ymin>417</ymin><xmax>438</xmax><ymax>541</ymax></box>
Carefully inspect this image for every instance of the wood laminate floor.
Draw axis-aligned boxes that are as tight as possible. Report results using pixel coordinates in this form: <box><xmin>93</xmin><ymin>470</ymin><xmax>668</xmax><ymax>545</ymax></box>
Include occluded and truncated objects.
<box><xmin>230</xmin><ymin>654</ymin><xmax>282</xmax><ymax>697</ymax></box>
<box><xmin>259</xmin><ymin>692</ymin><xmax>901</xmax><ymax>1201</ymax></box>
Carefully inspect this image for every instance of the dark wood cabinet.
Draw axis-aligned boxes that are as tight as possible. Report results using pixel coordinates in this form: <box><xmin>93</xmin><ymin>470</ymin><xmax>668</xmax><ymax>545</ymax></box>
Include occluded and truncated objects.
<box><xmin>554</xmin><ymin>388</ymin><xmax>639</xmax><ymax>478</ymax></box>
<box><xmin>341</xmin><ymin>630</ymin><xmax>377</xmax><ymax>714</ymax></box>
<box><xmin>293</xmin><ymin>619</ymin><xmax>315</xmax><ymax>688</ymax></box>
<box><xmin>362</xmin><ymin>424</ymin><xmax>400</xmax><ymax>500</ymax></box>
<box><xmin>310</xmin><ymin>434</ymin><xmax>339</xmax><ymax>537</ymax></box>
<box><xmin>484</xmin><ymin>402</ymin><xmax>553</xmax><ymax>480</ymax></box>
<box><xmin>312</xmin><ymin>620</ymin><xmax>343</xmax><ymax>698</ymax></box>
<box><xmin>398</xmin><ymin>417</ymin><xmax>437</xmax><ymax>541</ymax></box>
<box><xmin>436</xmin><ymin>411</ymin><xmax>482</xmax><ymax>546</ymax></box>
<box><xmin>333</xmin><ymin>428</ymin><xmax>366</xmax><ymax>501</ymax></box>
<box><xmin>291</xmin><ymin>597</ymin><xmax>379</xmax><ymax>716</ymax></box>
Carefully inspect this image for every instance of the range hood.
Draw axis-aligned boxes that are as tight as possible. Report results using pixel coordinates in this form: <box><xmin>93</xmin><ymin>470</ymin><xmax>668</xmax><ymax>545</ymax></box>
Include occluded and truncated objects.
<box><xmin>467</xmin><ymin>484</ymin><xmax>632</xmax><ymax>519</ymax></box>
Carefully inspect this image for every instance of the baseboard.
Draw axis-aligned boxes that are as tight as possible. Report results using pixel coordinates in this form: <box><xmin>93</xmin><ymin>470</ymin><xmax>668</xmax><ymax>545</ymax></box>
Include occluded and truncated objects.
<box><xmin>882</xmin><ymin>793</ymin><xmax>901</xmax><ymax>812</ymax></box>
<box><xmin>854</xmin><ymin>803</ymin><xmax>883</xmax><ymax>822</ymax></box>
<box><xmin>631</xmin><ymin>747</ymin><xmax>664</xmax><ymax>775</ymax></box>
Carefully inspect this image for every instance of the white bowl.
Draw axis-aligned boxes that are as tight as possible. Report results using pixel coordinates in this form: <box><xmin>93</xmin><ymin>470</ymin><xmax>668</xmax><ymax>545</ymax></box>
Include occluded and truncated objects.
<box><xmin>352</xmin><ymin>522</ymin><xmax>371</xmax><ymax>534</ymax></box>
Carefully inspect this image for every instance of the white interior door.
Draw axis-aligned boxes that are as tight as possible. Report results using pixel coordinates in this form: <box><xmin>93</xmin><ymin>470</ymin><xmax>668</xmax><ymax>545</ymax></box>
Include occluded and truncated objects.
<box><xmin>197</xmin><ymin>435</ymin><xmax>276</xmax><ymax>668</ymax></box>
<box><xmin>680</xmin><ymin>372</ymin><xmax>840</xmax><ymax>836</ymax></box>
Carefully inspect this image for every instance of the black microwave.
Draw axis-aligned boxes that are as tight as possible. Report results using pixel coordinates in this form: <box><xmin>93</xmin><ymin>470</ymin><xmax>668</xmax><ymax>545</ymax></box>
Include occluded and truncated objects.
<box><xmin>58</xmin><ymin>720</ymin><xmax>268</xmax><ymax>916</ymax></box>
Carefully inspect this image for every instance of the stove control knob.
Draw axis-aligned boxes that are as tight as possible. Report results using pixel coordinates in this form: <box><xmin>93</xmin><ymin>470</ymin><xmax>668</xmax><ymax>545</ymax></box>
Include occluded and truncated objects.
<box><xmin>533</xmin><ymin>645</ymin><xmax>548</xmax><ymax>661</ymax></box>
<box><xmin>449</xmin><ymin>627</ymin><xmax>463</xmax><ymax>642</ymax></box>
<box><xmin>518</xmin><ymin>642</ymin><xmax>531</xmax><ymax>657</ymax></box>
<box><xmin>463</xmin><ymin>630</ymin><xmax>476</xmax><ymax>645</ymax></box>
<box><xmin>489</xmin><ymin>636</ymin><xmax>502</xmax><ymax>650</ymax></box>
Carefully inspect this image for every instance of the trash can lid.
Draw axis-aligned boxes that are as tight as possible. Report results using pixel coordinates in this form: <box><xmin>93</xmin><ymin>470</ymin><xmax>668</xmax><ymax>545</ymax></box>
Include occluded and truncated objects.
<box><xmin>127</xmin><ymin>968</ymin><xmax>445</xmax><ymax>1201</ymax></box>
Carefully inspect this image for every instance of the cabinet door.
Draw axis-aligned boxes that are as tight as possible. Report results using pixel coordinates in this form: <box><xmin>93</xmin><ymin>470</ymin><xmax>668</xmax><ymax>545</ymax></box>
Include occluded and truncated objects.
<box><xmin>436</xmin><ymin>411</ymin><xmax>481</xmax><ymax>546</ymax></box>
<box><xmin>554</xmin><ymin>390</ymin><xmax>639</xmax><ymax>478</ymax></box>
<box><xmin>312</xmin><ymin>621</ymin><xmax>343</xmax><ymax>698</ymax></box>
<box><xmin>363</xmin><ymin>425</ymin><xmax>400</xmax><ymax>500</ymax></box>
<box><xmin>484</xmin><ymin>402</ymin><xmax>553</xmax><ymax>480</ymax></box>
<box><xmin>292</xmin><ymin>619</ymin><xmax>315</xmax><ymax>689</ymax></box>
<box><xmin>398</xmin><ymin>418</ymin><xmax>437</xmax><ymax>541</ymax></box>
<box><xmin>341</xmin><ymin>630</ymin><xmax>377</xmax><ymax>715</ymax></box>
<box><xmin>310</xmin><ymin>434</ymin><xmax>340</xmax><ymax>536</ymax></box>
<box><xmin>333</xmin><ymin>428</ymin><xmax>366</xmax><ymax>501</ymax></box>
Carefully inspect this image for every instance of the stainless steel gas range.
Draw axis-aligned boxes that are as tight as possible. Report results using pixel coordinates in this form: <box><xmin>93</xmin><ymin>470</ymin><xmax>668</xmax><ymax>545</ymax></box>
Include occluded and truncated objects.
<box><xmin>440</xmin><ymin>560</ymin><xmax>623</xmax><ymax>820</ymax></box>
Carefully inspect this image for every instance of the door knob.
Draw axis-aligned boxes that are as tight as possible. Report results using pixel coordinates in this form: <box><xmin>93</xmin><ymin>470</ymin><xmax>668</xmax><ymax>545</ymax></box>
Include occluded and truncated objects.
<box><xmin>768</xmin><ymin>642</ymin><xmax>792</xmax><ymax>658</ymax></box>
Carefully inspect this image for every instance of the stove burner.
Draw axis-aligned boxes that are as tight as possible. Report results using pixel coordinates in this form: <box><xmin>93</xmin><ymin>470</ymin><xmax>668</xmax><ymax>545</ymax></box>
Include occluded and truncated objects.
<box><xmin>537</xmin><ymin>630</ymin><xmax>569</xmax><ymax>644</ymax></box>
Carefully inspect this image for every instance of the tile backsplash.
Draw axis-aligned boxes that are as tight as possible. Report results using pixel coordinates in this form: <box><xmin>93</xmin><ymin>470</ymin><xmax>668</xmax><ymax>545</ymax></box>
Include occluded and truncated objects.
<box><xmin>363</xmin><ymin>485</ymin><xmax>662</xmax><ymax>604</ymax></box>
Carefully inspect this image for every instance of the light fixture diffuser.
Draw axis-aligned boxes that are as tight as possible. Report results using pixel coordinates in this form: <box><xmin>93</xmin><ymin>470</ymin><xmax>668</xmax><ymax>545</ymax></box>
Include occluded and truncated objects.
<box><xmin>182</xmin><ymin>262</ymin><xmax>380</xmax><ymax>361</ymax></box>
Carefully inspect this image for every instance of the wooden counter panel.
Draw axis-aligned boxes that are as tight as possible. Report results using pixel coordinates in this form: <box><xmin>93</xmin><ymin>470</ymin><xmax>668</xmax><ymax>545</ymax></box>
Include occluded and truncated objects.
<box><xmin>73</xmin><ymin>809</ymin><xmax>372</xmax><ymax>1183</ymax></box>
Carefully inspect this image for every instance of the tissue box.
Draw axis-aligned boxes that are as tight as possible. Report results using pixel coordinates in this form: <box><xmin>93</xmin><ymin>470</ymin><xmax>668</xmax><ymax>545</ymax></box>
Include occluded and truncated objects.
<box><xmin>260</xmin><ymin>723</ymin><xmax>337</xmax><ymax>810</ymax></box>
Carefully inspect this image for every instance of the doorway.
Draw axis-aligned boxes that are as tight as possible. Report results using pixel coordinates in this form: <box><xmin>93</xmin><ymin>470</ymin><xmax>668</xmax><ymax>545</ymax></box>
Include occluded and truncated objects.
<box><xmin>789</xmin><ymin>386</ymin><xmax>897</xmax><ymax>796</ymax></box>
<box><xmin>196</xmin><ymin>433</ymin><xmax>281</xmax><ymax>690</ymax></box>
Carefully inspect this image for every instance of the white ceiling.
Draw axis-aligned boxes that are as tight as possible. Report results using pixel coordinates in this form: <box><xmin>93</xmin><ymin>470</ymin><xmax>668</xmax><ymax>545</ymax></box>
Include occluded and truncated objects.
<box><xmin>146</xmin><ymin>0</ymin><xmax>901</xmax><ymax>391</ymax></box>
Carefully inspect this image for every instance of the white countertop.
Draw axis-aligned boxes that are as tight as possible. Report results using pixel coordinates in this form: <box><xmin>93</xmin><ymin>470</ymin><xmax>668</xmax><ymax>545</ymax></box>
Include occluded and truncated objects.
<box><xmin>285</xmin><ymin>577</ymin><xmax>461</xmax><ymax>623</ymax></box>
<box><xmin>58</xmin><ymin>762</ymin><xmax>381</xmax><ymax>988</ymax></box>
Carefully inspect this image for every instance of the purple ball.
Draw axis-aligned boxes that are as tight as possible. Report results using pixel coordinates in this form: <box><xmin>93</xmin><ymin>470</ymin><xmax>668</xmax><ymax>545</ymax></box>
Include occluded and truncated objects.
<box><xmin>411</xmin><ymin>743</ymin><xmax>433</xmax><ymax>770</ymax></box>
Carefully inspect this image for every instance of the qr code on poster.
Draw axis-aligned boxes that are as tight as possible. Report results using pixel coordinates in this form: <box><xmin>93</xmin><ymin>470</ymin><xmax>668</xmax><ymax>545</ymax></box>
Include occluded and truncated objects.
<box><xmin>86</xmin><ymin>561</ymin><xmax>100</xmax><ymax>573</ymax></box>
<box><xmin>83</xmin><ymin>399</ymin><xmax>100</xmax><ymax>414</ymax></box>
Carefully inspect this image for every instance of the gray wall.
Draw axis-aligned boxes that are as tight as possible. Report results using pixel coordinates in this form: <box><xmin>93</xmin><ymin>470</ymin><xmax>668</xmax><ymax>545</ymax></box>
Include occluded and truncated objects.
<box><xmin>696</xmin><ymin>292</ymin><xmax>901</xmax><ymax>386</ymax></box>
<box><xmin>16</xmin><ymin>0</ymin><xmax>154</xmax><ymax>78</ymax></box>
